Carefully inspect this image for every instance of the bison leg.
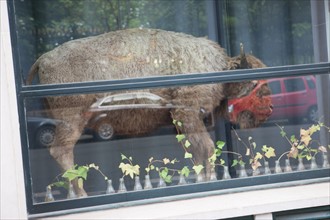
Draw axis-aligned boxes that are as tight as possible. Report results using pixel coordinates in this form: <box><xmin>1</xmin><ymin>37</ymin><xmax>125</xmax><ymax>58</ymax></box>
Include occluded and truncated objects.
<box><xmin>171</xmin><ymin>109</ymin><xmax>215</xmax><ymax>181</ymax></box>
<box><xmin>49</xmin><ymin>117</ymin><xmax>89</xmax><ymax>197</ymax></box>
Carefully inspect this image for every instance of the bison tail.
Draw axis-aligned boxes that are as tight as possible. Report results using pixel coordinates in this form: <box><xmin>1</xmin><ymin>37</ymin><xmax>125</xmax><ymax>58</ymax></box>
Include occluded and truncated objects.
<box><xmin>26</xmin><ymin>60</ymin><xmax>39</xmax><ymax>85</ymax></box>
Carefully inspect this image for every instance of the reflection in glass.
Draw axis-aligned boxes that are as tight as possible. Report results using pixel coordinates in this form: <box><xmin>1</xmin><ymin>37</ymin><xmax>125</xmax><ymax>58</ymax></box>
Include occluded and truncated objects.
<box><xmin>14</xmin><ymin>0</ymin><xmax>209</xmax><ymax>84</ymax></box>
<box><xmin>133</xmin><ymin>176</ymin><xmax>143</xmax><ymax>191</ymax></box>
<box><xmin>105</xmin><ymin>180</ymin><xmax>115</xmax><ymax>194</ymax></box>
<box><xmin>13</xmin><ymin>0</ymin><xmax>317</xmax><ymax>85</ymax></box>
<box><xmin>25</xmin><ymin>74</ymin><xmax>329</xmax><ymax>204</ymax></box>
<box><xmin>26</xmin><ymin>73</ymin><xmax>329</xmax><ymax>202</ymax></box>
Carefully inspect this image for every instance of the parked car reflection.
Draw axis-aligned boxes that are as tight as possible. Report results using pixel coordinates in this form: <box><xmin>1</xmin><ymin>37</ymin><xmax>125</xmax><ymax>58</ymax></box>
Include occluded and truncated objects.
<box><xmin>228</xmin><ymin>76</ymin><xmax>318</xmax><ymax>127</ymax></box>
<box><xmin>27</xmin><ymin>117</ymin><xmax>57</xmax><ymax>148</ymax></box>
<box><xmin>267</xmin><ymin>76</ymin><xmax>318</xmax><ymax>123</ymax></box>
<box><xmin>86</xmin><ymin>92</ymin><xmax>214</xmax><ymax>140</ymax></box>
<box><xmin>28</xmin><ymin>92</ymin><xmax>214</xmax><ymax>148</ymax></box>
<box><xmin>228</xmin><ymin>79</ymin><xmax>273</xmax><ymax>128</ymax></box>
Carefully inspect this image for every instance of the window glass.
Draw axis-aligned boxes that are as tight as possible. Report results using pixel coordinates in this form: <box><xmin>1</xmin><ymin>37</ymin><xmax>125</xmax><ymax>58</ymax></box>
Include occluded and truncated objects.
<box><xmin>306</xmin><ymin>76</ymin><xmax>316</xmax><ymax>89</ymax></box>
<box><xmin>14</xmin><ymin>0</ymin><xmax>209</xmax><ymax>85</ymax></box>
<box><xmin>13</xmin><ymin>0</ymin><xmax>319</xmax><ymax>85</ymax></box>
<box><xmin>25</xmin><ymin>73</ymin><xmax>329</xmax><ymax>205</ymax></box>
<box><xmin>223</xmin><ymin>0</ymin><xmax>313</xmax><ymax>66</ymax></box>
<box><xmin>268</xmin><ymin>81</ymin><xmax>281</xmax><ymax>95</ymax></box>
<box><xmin>8</xmin><ymin>0</ymin><xmax>329</xmax><ymax>214</ymax></box>
<box><xmin>284</xmin><ymin>78</ymin><xmax>306</xmax><ymax>92</ymax></box>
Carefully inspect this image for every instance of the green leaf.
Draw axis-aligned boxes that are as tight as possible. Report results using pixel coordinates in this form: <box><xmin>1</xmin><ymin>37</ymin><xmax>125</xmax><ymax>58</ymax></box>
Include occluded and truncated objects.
<box><xmin>255</xmin><ymin>152</ymin><xmax>263</xmax><ymax>160</ymax></box>
<box><xmin>215</xmin><ymin>149</ymin><xmax>222</xmax><ymax>156</ymax></box>
<box><xmin>239</xmin><ymin>160</ymin><xmax>246</xmax><ymax>166</ymax></box>
<box><xmin>220</xmin><ymin>159</ymin><xmax>225</xmax><ymax>165</ymax></box>
<box><xmin>192</xmin><ymin>164</ymin><xmax>204</xmax><ymax>174</ymax></box>
<box><xmin>280</xmin><ymin>130</ymin><xmax>286</xmax><ymax>137</ymax></box>
<box><xmin>181</xmin><ymin>166</ymin><xmax>190</xmax><ymax>177</ymax></box>
<box><xmin>208</xmin><ymin>153</ymin><xmax>217</xmax><ymax>163</ymax></box>
<box><xmin>172</xmin><ymin>119</ymin><xmax>177</xmax><ymax>125</ymax></box>
<box><xmin>119</xmin><ymin>162</ymin><xmax>140</xmax><ymax>178</ymax></box>
<box><xmin>306</xmin><ymin>154</ymin><xmax>312</xmax><ymax>161</ymax></box>
<box><xmin>78</xmin><ymin>178</ymin><xmax>84</xmax><ymax>189</ymax></box>
<box><xmin>160</xmin><ymin>168</ymin><xmax>168</xmax><ymax>179</ymax></box>
<box><xmin>150</xmin><ymin>165</ymin><xmax>155</xmax><ymax>170</ymax></box>
<box><xmin>164</xmin><ymin>175</ymin><xmax>172</xmax><ymax>183</ymax></box>
<box><xmin>290</xmin><ymin>135</ymin><xmax>297</xmax><ymax>143</ymax></box>
<box><xmin>184</xmin><ymin>140</ymin><xmax>191</xmax><ymax>148</ymax></box>
<box><xmin>176</xmin><ymin>134</ymin><xmax>185</xmax><ymax>142</ymax></box>
<box><xmin>309</xmin><ymin>124</ymin><xmax>320</xmax><ymax>135</ymax></box>
<box><xmin>297</xmin><ymin>145</ymin><xmax>305</xmax><ymax>150</ymax></box>
<box><xmin>52</xmin><ymin>181</ymin><xmax>69</xmax><ymax>190</ymax></box>
<box><xmin>252</xmin><ymin>142</ymin><xmax>256</xmax><ymax>149</ymax></box>
<box><xmin>129</xmin><ymin>165</ymin><xmax>140</xmax><ymax>178</ymax></box>
<box><xmin>216</xmin><ymin>141</ymin><xmax>225</xmax><ymax>149</ymax></box>
<box><xmin>62</xmin><ymin>169</ymin><xmax>79</xmax><ymax>181</ymax></box>
<box><xmin>119</xmin><ymin>162</ymin><xmax>128</xmax><ymax>173</ymax></box>
<box><xmin>121</xmin><ymin>154</ymin><xmax>128</xmax><ymax>160</ymax></box>
<box><xmin>171</xmin><ymin>159</ymin><xmax>178</xmax><ymax>164</ymax></box>
<box><xmin>310</xmin><ymin>149</ymin><xmax>318</xmax><ymax>153</ymax></box>
<box><xmin>145</xmin><ymin>167</ymin><xmax>150</xmax><ymax>173</ymax></box>
<box><xmin>262</xmin><ymin>145</ymin><xmax>268</xmax><ymax>152</ymax></box>
<box><xmin>248</xmin><ymin>136</ymin><xmax>252</xmax><ymax>141</ymax></box>
<box><xmin>177</xmin><ymin>121</ymin><xmax>183</xmax><ymax>127</ymax></box>
<box><xmin>231</xmin><ymin>159</ymin><xmax>238</xmax><ymax>167</ymax></box>
<box><xmin>77</xmin><ymin>166</ymin><xmax>89</xmax><ymax>180</ymax></box>
<box><xmin>184</xmin><ymin>152</ymin><xmax>193</xmax><ymax>159</ymax></box>
<box><xmin>264</xmin><ymin>147</ymin><xmax>276</xmax><ymax>158</ymax></box>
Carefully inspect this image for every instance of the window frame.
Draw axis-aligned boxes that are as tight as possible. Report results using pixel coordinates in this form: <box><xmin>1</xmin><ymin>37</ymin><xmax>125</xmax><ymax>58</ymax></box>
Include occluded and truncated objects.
<box><xmin>6</xmin><ymin>0</ymin><xmax>330</xmax><ymax>215</ymax></box>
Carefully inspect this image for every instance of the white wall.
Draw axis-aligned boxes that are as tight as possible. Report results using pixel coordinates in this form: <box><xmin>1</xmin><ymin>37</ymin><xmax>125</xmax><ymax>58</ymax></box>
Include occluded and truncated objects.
<box><xmin>326</xmin><ymin>0</ymin><xmax>330</xmax><ymax>61</ymax></box>
<box><xmin>0</xmin><ymin>1</ymin><xmax>28</xmax><ymax>219</ymax></box>
<box><xmin>0</xmin><ymin>1</ymin><xmax>329</xmax><ymax>219</ymax></box>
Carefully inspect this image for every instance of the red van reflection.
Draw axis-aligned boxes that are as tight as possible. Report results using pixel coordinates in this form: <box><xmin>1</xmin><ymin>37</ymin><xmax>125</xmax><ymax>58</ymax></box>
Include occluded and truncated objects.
<box><xmin>228</xmin><ymin>76</ymin><xmax>318</xmax><ymax>127</ymax></box>
<box><xmin>267</xmin><ymin>76</ymin><xmax>318</xmax><ymax>123</ymax></box>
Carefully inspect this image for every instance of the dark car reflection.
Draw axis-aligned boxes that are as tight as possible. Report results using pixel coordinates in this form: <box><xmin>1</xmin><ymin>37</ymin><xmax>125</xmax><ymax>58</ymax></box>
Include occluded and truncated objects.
<box><xmin>28</xmin><ymin>92</ymin><xmax>214</xmax><ymax>148</ymax></box>
<box><xmin>27</xmin><ymin>117</ymin><xmax>57</xmax><ymax>148</ymax></box>
<box><xmin>86</xmin><ymin>92</ymin><xmax>214</xmax><ymax>140</ymax></box>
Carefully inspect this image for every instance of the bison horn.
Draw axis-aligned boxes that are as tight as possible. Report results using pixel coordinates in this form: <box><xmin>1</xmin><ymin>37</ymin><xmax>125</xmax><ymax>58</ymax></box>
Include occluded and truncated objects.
<box><xmin>239</xmin><ymin>43</ymin><xmax>249</xmax><ymax>69</ymax></box>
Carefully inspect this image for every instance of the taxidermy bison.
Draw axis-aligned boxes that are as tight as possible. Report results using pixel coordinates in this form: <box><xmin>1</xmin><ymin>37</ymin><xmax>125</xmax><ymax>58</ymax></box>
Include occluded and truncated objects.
<box><xmin>27</xmin><ymin>28</ymin><xmax>272</xmax><ymax>197</ymax></box>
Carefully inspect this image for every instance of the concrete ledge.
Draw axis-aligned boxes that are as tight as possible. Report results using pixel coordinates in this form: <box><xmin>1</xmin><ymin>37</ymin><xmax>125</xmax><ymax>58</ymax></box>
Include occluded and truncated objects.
<box><xmin>39</xmin><ymin>181</ymin><xmax>330</xmax><ymax>220</ymax></box>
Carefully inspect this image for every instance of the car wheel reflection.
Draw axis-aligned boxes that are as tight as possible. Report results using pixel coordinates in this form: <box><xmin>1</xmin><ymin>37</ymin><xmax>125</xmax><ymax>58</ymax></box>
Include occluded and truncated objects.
<box><xmin>93</xmin><ymin>121</ymin><xmax>115</xmax><ymax>141</ymax></box>
<box><xmin>35</xmin><ymin>125</ymin><xmax>56</xmax><ymax>147</ymax></box>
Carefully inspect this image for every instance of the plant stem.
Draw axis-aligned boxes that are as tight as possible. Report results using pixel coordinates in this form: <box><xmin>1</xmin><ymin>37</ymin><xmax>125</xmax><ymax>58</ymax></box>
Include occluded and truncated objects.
<box><xmin>275</xmin><ymin>123</ymin><xmax>292</xmax><ymax>144</ymax></box>
<box><xmin>278</xmin><ymin>151</ymin><xmax>290</xmax><ymax>161</ymax></box>
<box><xmin>171</xmin><ymin>114</ymin><xmax>197</xmax><ymax>165</ymax></box>
<box><xmin>221</xmin><ymin>150</ymin><xmax>242</xmax><ymax>158</ymax></box>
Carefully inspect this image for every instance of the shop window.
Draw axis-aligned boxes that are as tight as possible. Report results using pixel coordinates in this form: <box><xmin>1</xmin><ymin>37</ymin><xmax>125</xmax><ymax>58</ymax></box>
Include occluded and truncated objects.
<box><xmin>7</xmin><ymin>0</ymin><xmax>329</xmax><ymax>215</ymax></box>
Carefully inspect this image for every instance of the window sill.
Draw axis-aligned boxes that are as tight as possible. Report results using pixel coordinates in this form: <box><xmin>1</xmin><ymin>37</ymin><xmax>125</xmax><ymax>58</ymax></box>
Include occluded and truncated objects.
<box><xmin>35</xmin><ymin>178</ymin><xmax>330</xmax><ymax>219</ymax></box>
